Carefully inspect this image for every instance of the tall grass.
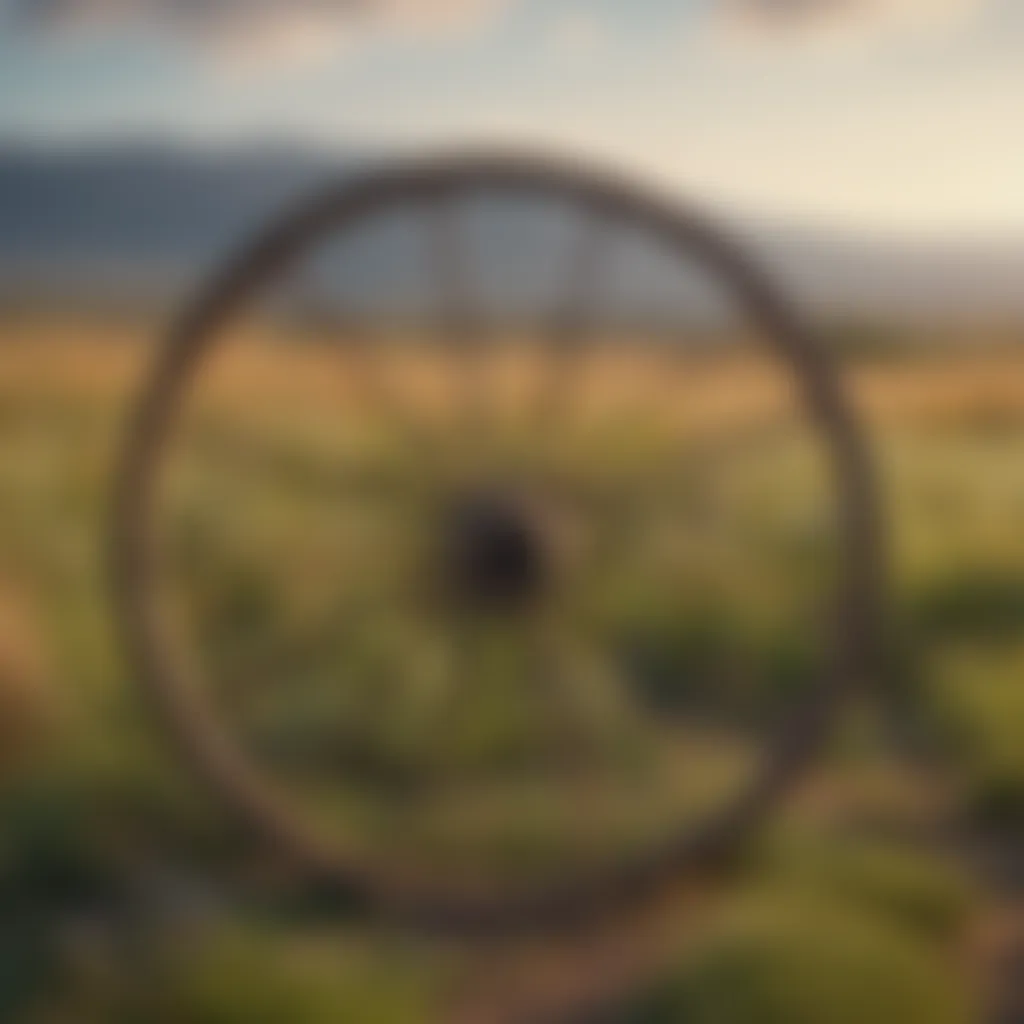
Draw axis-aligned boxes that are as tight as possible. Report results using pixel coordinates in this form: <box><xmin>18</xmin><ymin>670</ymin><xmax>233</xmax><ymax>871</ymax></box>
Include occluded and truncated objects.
<box><xmin>2</xmin><ymin>315</ymin><xmax>1022</xmax><ymax>1021</ymax></box>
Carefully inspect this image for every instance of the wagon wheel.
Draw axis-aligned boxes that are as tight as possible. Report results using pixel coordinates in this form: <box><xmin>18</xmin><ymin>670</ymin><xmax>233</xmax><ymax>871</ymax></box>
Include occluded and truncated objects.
<box><xmin>111</xmin><ymin>153</ymin><xmax>883</xmax><ymax>935</ymax></box>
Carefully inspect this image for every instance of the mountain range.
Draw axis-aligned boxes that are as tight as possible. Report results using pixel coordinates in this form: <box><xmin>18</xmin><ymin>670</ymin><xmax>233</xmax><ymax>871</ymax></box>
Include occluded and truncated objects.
<box><xmin>1</xmin><ymin>144</ymin><xmax>1021</xmax><ymax>323</ymax></box>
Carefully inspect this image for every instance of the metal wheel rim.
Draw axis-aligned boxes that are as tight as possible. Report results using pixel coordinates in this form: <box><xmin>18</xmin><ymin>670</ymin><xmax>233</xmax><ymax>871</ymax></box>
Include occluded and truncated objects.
<box><xmin>111</xmin><ymin>151</ymin><xmax>885</xmax><ymax>935</ymax></box>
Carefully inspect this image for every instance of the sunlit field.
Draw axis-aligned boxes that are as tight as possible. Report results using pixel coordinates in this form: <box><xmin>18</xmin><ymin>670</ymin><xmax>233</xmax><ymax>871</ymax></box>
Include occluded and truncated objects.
<box><xmin>2</xmin><ymin>313</ymin><xmax>1024</xmax><ymax>1023</ymax></box>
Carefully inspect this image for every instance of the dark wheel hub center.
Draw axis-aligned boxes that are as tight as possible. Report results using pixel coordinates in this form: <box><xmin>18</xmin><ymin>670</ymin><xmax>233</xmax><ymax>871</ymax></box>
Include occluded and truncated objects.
<box><xmin>443</xmin><ymin>494</ymin><xmax>549</xmax><ymax>609</ymax></box>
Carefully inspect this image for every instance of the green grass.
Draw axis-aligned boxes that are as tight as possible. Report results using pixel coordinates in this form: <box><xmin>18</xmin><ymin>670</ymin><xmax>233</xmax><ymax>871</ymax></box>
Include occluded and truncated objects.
<box><xmin>3</xmin><ymin>322</ymin><xmax>1023</xmax><ymax>1021</ymax></box>
<box><xmin>626</xmin><ymin>895</ymin><xmax>973</xmax><ymax>1024</ymax></box>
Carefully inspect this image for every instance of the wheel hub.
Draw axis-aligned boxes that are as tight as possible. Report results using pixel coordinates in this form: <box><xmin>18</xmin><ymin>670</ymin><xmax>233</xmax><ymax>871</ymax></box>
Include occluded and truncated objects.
<box><xmin>442</xmin><ymin>492</ymin><xmax>550</xmax><ymax>610</ymax></box>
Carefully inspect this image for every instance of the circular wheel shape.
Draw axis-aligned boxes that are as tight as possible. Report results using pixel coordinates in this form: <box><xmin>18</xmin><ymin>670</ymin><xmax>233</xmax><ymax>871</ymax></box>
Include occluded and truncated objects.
<box><xmin>112</xmin><ymin>152</ymin><xmax>884</xmax><ymax>935</ymax></box>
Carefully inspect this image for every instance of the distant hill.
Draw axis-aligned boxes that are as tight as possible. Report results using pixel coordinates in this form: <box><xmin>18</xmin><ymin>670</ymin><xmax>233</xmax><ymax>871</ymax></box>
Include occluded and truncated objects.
<box><xmin>1</xmin><ymin>144</ymin><xmax>1022</xmax><ymax>323</ymax></box>
<box><xmin>0</xmin><ymin>144</ymin><xmax>347</xmax><ymax>306</ymax></box>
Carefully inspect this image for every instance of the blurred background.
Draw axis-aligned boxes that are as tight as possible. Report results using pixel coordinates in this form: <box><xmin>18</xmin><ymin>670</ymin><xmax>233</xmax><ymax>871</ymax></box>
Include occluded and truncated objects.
<box><xmin>1</xmin><ymin>1</ymin><xmax>1024</xmax><ymax>1022</ymax></box>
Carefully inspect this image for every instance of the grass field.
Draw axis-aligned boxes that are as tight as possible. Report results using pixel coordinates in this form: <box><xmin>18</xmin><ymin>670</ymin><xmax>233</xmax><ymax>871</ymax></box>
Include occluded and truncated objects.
<box><xmin>2</xmin><ymin>314</ymin><xmax>1024</xmax><ymax>1022</ymax></box>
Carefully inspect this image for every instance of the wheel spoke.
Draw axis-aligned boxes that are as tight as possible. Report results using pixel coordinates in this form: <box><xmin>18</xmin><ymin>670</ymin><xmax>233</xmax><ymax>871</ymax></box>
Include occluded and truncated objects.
<box><xmin>523</xmin><ymin>611</ymin><xmax>641</xmax><ymax>769</ymax></box>
<box><xmin>409</xmin><ymin>614</ymin><xmax>485</xmax><ymax>752</ymax></box>
<box><xmin>568</xmin><ymin>419</ymin><xmax>798</xmax><ymax>584</ymax></box>
<box><xmin>333</xmin><ymin>328</ymin><xmax>442</xmax><ymax>469</ymax></box>
<box><xmin>176</xmin><ymin>415</ymin><xmax>440</xmax><ymax>519</ymax></box>
<box><xmin>426</xmin><ymin>197</ymin><xmax>493</xmax><ymax>449</ymax></box>
<box><xmin>532</xmin><ymin>203</ymin><xmax>613</xmax><ymax>430</ymax></box>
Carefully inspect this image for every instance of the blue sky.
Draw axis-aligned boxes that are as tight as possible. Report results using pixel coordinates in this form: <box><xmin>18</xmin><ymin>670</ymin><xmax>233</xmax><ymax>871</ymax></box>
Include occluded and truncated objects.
<box><xmin>1</xmin><ymin>0</ymin><xmax>1021</xmax><ymax>237</ymax></box>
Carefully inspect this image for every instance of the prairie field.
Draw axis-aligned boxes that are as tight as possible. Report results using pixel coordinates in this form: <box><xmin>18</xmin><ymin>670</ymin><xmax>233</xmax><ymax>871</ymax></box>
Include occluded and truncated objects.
<box><xmin>2</xmin><ymin>313</ymin><xmax>1024</xmax><ymax>1023</ymax></box>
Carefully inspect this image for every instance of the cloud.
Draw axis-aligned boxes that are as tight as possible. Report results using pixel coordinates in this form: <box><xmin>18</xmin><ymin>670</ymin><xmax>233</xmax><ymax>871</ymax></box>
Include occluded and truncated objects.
<box><xmin>706</xmin><ymin>0</ymin><xmax>988</xmax><ymax>51</ymax></box>
<box><xmin>544</xmin><ymin>10</ymin><xmax>608</xmax><ymax>58</ymax></box>
<box><xmin>5</xmin><ymin>0</ymin><xmax>508</xmax><ymax>69</ymax></box>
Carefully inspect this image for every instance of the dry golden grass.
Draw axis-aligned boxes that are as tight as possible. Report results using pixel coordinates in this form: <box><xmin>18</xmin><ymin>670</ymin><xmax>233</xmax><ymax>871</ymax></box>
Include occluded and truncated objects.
<box><xmin>4</xmin><ymin>314</ymin><xmax>1022</xmax><ymax>435</ymax></box>
<box><xmin>0</xmin><ymin>581</ymin><xmax>53</xmax><ymax>773</ymax></box>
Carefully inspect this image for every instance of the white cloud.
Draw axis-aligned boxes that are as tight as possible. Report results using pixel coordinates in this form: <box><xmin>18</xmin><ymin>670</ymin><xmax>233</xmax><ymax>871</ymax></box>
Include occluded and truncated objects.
<box><xmin>544</xmin><ymin>10</ymin><xmax>608</xmax><ymax>58</ymax></box>
<box><xmin>7</xmin><ymin>0</ymin><xmax>509</xmax><ymax>68</ymax></box>
<box><xmin>706</xmin><ymin>0</ymin><xmax>989</xmax><ymax>52</ymax></box>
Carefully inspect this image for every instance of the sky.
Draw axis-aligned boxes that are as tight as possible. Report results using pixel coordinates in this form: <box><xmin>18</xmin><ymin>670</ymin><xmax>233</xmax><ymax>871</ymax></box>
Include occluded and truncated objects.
<box><xmin>0</xmin><ymin>0</ymin><xmax>1022</xmax><ymax>238</ymax></box>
